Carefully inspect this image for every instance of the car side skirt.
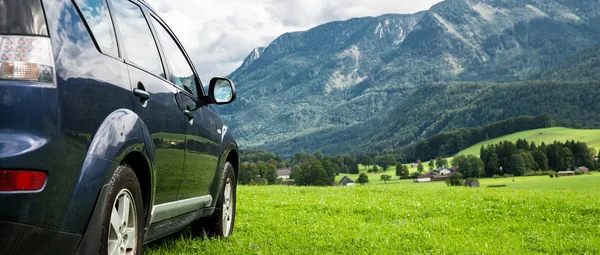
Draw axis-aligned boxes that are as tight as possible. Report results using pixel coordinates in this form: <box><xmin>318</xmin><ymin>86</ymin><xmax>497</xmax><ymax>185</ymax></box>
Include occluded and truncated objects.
<box><xmin>150</xmin><ymin>195</ymin><xmax>212</xmax><ymax>224</ymax></box>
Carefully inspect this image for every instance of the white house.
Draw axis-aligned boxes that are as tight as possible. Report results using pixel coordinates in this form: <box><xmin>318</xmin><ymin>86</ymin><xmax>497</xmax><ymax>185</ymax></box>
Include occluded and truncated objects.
<box><xmin>277</xmin><ymin>168</ymin><xmax>291</xmax><ymax>179</ymax></box>
<box><xmin>415</xmin><ymin>176</ymin><xmax>431</xmax><ymax>183</ymax></box>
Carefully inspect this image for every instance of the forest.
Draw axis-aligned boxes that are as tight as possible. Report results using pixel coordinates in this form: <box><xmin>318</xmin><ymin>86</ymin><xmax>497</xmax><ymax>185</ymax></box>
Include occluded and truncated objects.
<box><xmin>478</xmin><ymin>139</ymin><xmax>597</xmax><ymax>177</ymax></box>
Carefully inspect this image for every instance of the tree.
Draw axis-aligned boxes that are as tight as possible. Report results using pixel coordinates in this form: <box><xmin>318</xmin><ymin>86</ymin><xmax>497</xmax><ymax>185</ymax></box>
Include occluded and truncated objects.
<box><xmin>291</xmin><ymin>165</ymin><xmax>306</xmax><ymax>185</ymax></box>
<box><xmin>520</xmin><ymin>152</ymin><xmax>537</xmax><ymax>171</ymax></box>
<box><xmin>402</xmin><ymin>165</ymin><xmax>410</xmax><ymax>179</ymax></box>
<box><xmin>357</xmin><ymin>173</ymin><xmax>369</xmax><ymax>185</ymax></box>
<box><xmin>417</xmin><ymin>163</ymin><xmax>424</xmax><ymax>174</ymax></box>
<box><xmin>380</xmin><ymin>175</ymin><xmax>392</xmax><ymax>184</ymax></box>
<box><xmin>239</xmin><ymin>162</ymin><xmax>254</xmax><ymax>185</ymax></box>
<box><xmin>486</xmin><ymin>152</ymin><xmax>501</xmax><ymax>177</ymax></box>
<box><xmin>361</xmin><ymin>155</ymin><xmax>373</xmax><ymax>168</ymax></box>
<box><xmin>510</xmin><ymin>154</ymin><xmax>526</xmax><ymax>176</ymax></box>
<box><xmin>256</xmin><ymin>161</ymin><xmax>267</xmax><ymax>178</ymax></box>
<box><xmin>559</xmin><ymin>147</ymin><xmax>574</xmax><ymax>171</ymax></box>
<box><xmin>372</xmin><ymin>165</ymin><xmax>379</xmax><ymax>173</ymax></box>
<box><xmin>314</xmin><ymin>151</ymin><xmax>323</xmax><ymax>160</ymax></box>
<box><xmin>410</xmin><ymin>172</ymin><xmax>420</xmax><ymax>179</ymax></box>
<box><xmin>266</xmin><ymin>164</ymin><xmax>278</xmax><ymax>185</ymax></box>
<box><xmin>428</xmin><ymin>160</ymin><xmax>435</xmax><ymax>170</ymax></box>
<box><xmin>349</xmin><ymin>162</ymin><xmax>360</xmax><ymax>174</ymax></box>
<box><xmin>532</xmin><ymin>150</ymin><xmax>549</xmax><ymax>170</ymax></box>
<box><xmin>322</xmin><ymin>157</ymin><xmax>337</xmax><ymax>179</ymax></box>
<box><xmin>453</xmin><ymin>155</ymin><xmax>484</xmax><ymax>178</ymax></box>
<box><xmin>435</xmin><ymin>157</ymin><xmax>448</xmax><ymax>168</ymax></box>
<box><xmin>310</xmin><ymin>160</ymin><xmax>331</xmax><ymax>186</ymax></box>
<box><xmin>445</xmin><ymin>172</ymin><xmax>464</xmax><ymax>186</ymax></box>
<box><xmin>395</xmin><ymin>163</ymin><xmax>403</xmax><ymax>177</ymax></box>
<box><xmin>376</xmin><ymin>154</ymin><xmax>396</xmax><ymax>171</ymax></box>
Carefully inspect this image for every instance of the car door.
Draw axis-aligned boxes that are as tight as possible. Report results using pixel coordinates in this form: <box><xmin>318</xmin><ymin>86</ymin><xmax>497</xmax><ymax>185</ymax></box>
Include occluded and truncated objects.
<box><xmin>109</xmin><ymin>0</ymin><xmax>186</xmax><ymax>209</ymax></box>
<box><xmin>148</xmin><ymin>16</ymin><xmax>221</xmax><ymax>204</ymax></box>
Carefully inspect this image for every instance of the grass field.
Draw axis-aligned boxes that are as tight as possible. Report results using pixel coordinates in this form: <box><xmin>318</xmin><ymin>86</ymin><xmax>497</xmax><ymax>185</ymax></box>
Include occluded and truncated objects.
<box><xmin>456</xmin><ymin>127</ymin><xmax>600</xmax><ymax>157</ymax></box>
<box><xmin>145</xmin><ymin>174</ymin><xmax>600</xmax><ymax>254</ymax></box>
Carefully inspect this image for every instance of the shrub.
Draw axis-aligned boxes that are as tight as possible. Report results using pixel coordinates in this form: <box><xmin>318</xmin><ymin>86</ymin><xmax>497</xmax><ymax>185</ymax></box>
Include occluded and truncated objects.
<box><xmin>492</xmin><ymin>174</ymin><xmax>503</xmax><ymax>179</ymax></box>
<box><xmin>549</xmin><ymin>174</ymin><xmax>554</xmax><ymax>178</ymax></box>
<box><xmin>445</xmin><ymin>172</ymin><xmax>464</xmax><ymax>187</ymax></box>
<box><xmin>574</xmin><ymin>169</ymin><xmax>583</xmax><ymax>175</ymax></box>
<box><xmin>503</xmin><ymin>174</ymin><xmax>514</xmax><ymax>178</ymax></box>
<box><xmin>357</xmin><ymin>173</ymin><xmax>369</xmax><ymax>185</ymax></box>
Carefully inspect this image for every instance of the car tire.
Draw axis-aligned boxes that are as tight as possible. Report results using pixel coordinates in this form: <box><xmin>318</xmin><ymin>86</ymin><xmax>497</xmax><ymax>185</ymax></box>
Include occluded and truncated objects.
<box><xmin>99</xmin><ymin>165</ymin><xmax>145</xmax><ymax>255</ymax></box>
<box><xmin>192</xmin><ymin>162</ymin><xmax>237</xmax><ymax>238</ymax></box>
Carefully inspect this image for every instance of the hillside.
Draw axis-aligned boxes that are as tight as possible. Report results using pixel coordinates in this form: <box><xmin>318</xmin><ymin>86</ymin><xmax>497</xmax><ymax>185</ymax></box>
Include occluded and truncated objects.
<box><xmin>456</xmin><ymin>127</ymin><xmax>600</xmax><ymax>157</ymax></box>
<box><xmin>221</xmin><ymin>0</ymin><xmax>600</xmax><ymax>156</ymax></box>
<box><xmin>256</xmin><ymin>81</ymin><xmax>600</xmax><ymax>156</ymax></box>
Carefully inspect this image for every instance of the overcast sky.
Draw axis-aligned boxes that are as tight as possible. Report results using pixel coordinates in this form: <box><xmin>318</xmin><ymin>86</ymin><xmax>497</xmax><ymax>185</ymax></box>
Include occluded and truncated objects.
<box><xmin>146</xmin><ymin>0</ymin><xmax>443</xmax><ymax>83</ymax></box>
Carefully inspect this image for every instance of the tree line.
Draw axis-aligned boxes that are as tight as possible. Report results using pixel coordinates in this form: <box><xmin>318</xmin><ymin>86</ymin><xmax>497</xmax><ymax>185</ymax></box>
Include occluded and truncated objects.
<box><xmin>477</xmin><ymin>139</ymin><xmax>597</xmax><ymax>178</ymax></box>
<box><xmin>410</xmin><ymin>113</ymin><xmax>553</xmax><ymax>162</ymax></box>
<box><xmin>238</xmin><ymin>138</ymin><xmax>598</xmax><ymax>186</ymax></box>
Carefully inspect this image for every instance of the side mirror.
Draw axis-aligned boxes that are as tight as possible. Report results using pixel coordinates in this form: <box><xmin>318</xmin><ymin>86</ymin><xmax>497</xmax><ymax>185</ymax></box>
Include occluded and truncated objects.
<box><xmin>206</xmin><ymin>77</ymin><xmax>236</xmax><ymax>105</ymax></box>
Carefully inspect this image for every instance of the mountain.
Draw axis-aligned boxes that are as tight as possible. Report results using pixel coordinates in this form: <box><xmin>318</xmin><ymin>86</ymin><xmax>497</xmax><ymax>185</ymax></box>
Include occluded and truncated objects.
<box><xmin>221</xmin><ymin>13</ymin><xmax>423</xmax><ymax>148</ymax></box>
<box><xmin>221</xmin><ymin>0</ymin><xmax>600</xmax><ymax>156</ymax></box>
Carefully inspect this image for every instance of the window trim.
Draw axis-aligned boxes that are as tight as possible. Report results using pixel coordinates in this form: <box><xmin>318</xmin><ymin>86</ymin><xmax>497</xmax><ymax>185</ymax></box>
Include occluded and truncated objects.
<box><xmin>107</xmin><ymin>0</ymin><xmax>166</xmax><ymax>80</ymax></box>
<box><xmin>71</xmin><ymin>0</ymin><xmax>122</xmax><ymax>60</ymax></box>
<box><xmin>147</xmin><ymin>12</ymin><xmax>205</xmax><ymax>98</ymax></box>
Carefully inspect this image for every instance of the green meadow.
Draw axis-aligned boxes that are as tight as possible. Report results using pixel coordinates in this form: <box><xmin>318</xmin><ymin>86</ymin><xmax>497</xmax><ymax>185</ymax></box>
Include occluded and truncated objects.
<box><xmin>456</xmin><ymin>127</ymin><xmax>600</xmax><ymax>157</ymax></box>
<box><xmin>145</xmin><ymin>174</ymin><xmax>600</xmax><ymax>254</ymax></box>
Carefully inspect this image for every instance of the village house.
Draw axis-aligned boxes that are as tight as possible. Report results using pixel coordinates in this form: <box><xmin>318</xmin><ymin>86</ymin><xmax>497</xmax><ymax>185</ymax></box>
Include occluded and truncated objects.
<box><xmin>426</xmin><ymin>167</ymin><xmax>453</xmax><ymax>176</ymax></box>
<box><xmin>339</xmin><ymin>176</ymin><xmax>356</xmax><ymax>186</ymax></box>
<box><xmin>414</xmin><ymin>167</ymin><xmax>455</xmax><ymax>183</ymax></box>
<box><xmin>558</xmin><ymin>171</ymin><xmax>575</xmax><ymax>176</ymax></box>
<box><xmin>578</xmin><ymin>166</ymin><xmax>590</xmax><ymax>174</ymax></box>
<box><xmin>277</xmin><ymin>168</ymin><xmax>291</xmax><ymax>179</ymax></box>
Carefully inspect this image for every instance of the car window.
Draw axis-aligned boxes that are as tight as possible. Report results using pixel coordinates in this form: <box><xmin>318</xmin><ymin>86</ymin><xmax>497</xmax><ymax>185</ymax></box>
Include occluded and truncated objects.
<box><xmin>109</xmin><ymin>0</ymin><xmax>164</xmax><ymax>78</ymax></box>
<box><xmin>73</xmin><ymin>0</ymin><xmax>119</xmax><ymax>57</ymax></box>
<box><xmin>150</xmin><ymin>17</ymin><xmax>199</xmax><ymax>96</ymax></box>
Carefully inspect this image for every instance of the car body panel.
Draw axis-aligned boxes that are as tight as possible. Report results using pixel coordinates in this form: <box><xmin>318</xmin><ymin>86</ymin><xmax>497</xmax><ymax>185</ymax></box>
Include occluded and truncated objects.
<box><xmin>178</xmin><ymin>95</ymin><xmax>222</xmax><ymax>201</ymax></box>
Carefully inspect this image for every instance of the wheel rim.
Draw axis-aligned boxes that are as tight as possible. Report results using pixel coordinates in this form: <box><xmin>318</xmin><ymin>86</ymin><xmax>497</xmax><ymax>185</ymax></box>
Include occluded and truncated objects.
<box><xmin>222</xmin><ymin>178</ymin><xmax>233</xmax><ymax>237</ymax></box>
<box><xmin>108</xmin><ymin>189</ymin><xmax>137</xmax><ymax>255</ymax></box>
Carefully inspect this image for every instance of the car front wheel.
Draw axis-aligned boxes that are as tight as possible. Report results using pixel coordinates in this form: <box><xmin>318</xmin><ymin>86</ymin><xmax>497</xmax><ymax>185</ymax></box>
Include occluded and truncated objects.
<box><xmin>192</xmin><ymin>162</ymin><xmax>237</xmax><ymax>238</ymax></box>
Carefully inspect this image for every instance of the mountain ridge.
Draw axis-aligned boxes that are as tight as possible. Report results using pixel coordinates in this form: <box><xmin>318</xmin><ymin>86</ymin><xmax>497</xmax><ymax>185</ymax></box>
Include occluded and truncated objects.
<box><xmin>222</xmin><ymin>0</ymin><xmax>600</xmax><ymax>156</ymax></box>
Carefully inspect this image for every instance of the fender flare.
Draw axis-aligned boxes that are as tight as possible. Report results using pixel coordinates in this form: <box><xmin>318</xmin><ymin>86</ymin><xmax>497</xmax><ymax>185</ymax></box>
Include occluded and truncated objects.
<box><xmin>209</xmin><ymin>136</ymin><xmax>238</xmax><ymax>207</ymax></box>
<box><xmin>62</xmin><ymin>109</ymin><xmax>155</xmax><ymax>234</ymax></box>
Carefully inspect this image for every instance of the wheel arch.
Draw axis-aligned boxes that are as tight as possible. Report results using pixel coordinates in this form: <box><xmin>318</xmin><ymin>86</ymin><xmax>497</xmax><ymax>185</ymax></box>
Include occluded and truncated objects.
<box><xmin>65</xmin><ymin>109</ymin><xmax>156</xmax><ymax>231</ymax></box>
<box><xmin>121</xmin><ymin>151</ymin><xmax>153</xmax><ymax>225</ymax></box>
<box><xmin>225</xmin><ymin>147</ymin><xmax>239</xmax><ymax>178</ymax></box>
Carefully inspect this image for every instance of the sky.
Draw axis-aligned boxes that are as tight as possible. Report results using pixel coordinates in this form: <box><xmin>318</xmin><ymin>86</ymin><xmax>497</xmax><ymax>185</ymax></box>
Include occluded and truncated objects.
<box><xmin>146</xmin><ymin>0</ymin><xmax>443</xmax><ymax>83</ymax></box>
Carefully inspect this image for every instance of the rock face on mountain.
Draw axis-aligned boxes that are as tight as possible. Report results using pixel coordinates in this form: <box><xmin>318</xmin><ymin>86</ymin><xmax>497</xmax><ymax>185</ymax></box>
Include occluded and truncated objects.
<box><xmin>220</xmin><ymin>0</ymin><xmax>600</xmax><ymax>156</ymax></box>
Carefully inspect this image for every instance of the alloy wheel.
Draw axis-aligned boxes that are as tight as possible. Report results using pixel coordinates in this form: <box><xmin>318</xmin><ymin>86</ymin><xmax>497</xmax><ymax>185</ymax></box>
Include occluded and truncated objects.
<box><xmin>108</xmin><ymin>189</ymin><xmax>138</xmax><ymax>255</ymax></box>
<box><xmin>222</xmin><ymin>178</ymin><xmax>233</xmax><ymax>237</ymax></box>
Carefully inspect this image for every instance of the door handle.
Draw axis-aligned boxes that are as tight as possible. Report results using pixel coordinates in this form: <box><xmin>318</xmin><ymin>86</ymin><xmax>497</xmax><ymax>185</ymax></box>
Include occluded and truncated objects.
<box><xmin>133</xmin><ymin>88</ymin><xmax>150</xmax><ymax>100</ymax></box>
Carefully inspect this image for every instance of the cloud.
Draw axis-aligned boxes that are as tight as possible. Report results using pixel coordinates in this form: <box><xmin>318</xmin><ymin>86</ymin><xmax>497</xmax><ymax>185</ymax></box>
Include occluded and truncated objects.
<box><xmin>146</xmin><ymin>0</ymin><xmax>442</xmax><ymax>83</ymax></box>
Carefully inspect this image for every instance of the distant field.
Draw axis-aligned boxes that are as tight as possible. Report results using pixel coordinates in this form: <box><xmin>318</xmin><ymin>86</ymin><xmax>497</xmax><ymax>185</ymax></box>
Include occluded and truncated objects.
<box><xmin>338</xmin><ymin>163</ymin><xmax>421</xmax><ymax>185</ymax></box>
<box><xmin>456</xmin><ymin>127</ymin><xmax>600</xmax><ymax>157</ymax></box>
<box><xmin>145</xmin><ymin>174</ymin><xmax>600</xmax><ymax>254</ymax></box>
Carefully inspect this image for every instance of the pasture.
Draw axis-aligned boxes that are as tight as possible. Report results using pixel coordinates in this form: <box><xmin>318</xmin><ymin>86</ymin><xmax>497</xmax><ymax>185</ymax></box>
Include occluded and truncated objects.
<box><xmin>456</xmin><ymin>127</ymin><xmax>600</xmax><ymax>157</ymax></box>
<box><xmin>145</xmin><ymin>174</ymin><xmax>600</xmax><ymax>254</ymax></box>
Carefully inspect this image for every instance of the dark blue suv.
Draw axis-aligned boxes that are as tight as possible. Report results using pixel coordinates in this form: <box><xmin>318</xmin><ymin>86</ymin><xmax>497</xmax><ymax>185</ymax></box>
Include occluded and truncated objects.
<box><xmin>0</xmin><ymin>0</ymin><xmax>239</xmax><ymax>254</ymax></box>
